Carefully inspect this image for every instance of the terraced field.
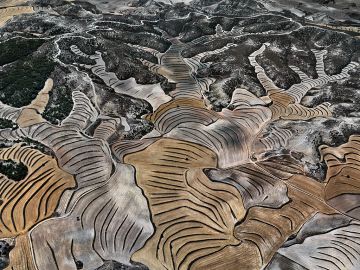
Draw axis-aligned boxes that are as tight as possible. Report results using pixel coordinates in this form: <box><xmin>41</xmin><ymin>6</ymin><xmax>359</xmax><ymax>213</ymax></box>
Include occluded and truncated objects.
<box><xmin>0</xmin><ymin>6</ymin><xmax>33</xmax><ymax>27</ymax></box>
<box><xmin>0</xmin><ymin>0</ymin><xmax>360</xmax><ymax>269</ymax></box>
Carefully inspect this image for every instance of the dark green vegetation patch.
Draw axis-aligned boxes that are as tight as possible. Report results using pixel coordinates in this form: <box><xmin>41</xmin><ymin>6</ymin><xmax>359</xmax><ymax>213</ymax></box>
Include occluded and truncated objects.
<box><xmin>0</xmin><ymin>160</ymin><xmax>28</xmax><ymax>181</ymax></box>
<box><xmin>0</xmin><ymin>37</ymin><xmax>45</xmax><ymax>66</ymax></box>
<box><xmin>0</xmin><ymin>55</ymin><xmax>55</xmax><ymax>108</ymax></box>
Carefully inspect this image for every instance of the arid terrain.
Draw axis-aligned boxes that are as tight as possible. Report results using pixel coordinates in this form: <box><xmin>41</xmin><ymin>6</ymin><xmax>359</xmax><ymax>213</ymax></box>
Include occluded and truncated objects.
<box><xmin>0</xmin><ymin>0</ymin><xmax>360</xmax><ymax>269</ymax></box>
